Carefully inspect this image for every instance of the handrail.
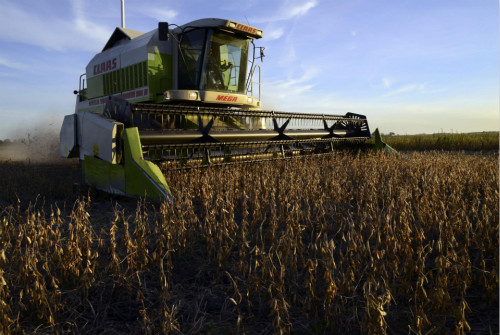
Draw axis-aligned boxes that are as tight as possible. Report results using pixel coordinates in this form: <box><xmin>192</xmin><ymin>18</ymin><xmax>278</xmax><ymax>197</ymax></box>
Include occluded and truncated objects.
<box><xmin>79</xmin><ymin>73</ymin><xmax>86</xmax><ymax>92</ymax></box>
<box><xmin>246</xmin><ymin>64</ymin><xmax>261</xmax><ymax>101</ymax></box>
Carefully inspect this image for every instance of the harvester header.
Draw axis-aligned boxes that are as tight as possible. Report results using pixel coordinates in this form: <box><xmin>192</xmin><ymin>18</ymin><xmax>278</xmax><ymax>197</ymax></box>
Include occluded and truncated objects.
<box><xmin>60</xmin><ymin>17</ymin><xmax>373</xmax><ymax>201</ymax></box>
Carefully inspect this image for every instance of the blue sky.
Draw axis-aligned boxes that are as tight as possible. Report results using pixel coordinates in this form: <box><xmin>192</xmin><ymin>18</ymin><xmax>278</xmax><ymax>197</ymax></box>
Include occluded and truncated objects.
<box><xmin>0</xmin><ymin>0</ymin><xmax>498</xmax><ymax>139</ymax></box>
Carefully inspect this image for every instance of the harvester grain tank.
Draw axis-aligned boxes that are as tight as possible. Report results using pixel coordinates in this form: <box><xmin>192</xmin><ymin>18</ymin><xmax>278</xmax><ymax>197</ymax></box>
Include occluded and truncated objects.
<box><xmin>60</xmin><ymin>18</ymin><xmax>373</xmax><ymax>201</ymax></box>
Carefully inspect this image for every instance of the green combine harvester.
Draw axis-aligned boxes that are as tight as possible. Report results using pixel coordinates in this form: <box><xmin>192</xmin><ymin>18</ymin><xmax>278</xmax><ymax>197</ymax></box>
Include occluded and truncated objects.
<box><xmin>60</xmin><ymin>18</ymin><xmax>382</xmax><ymax>201</ymax></box>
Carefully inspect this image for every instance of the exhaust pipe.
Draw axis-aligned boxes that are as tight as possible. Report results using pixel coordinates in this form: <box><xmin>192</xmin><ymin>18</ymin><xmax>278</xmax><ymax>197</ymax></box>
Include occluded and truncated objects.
<box><xmin>120</xmin><ymin>0</ymin><xmax>125</xmax><ymax>28</ymax></box>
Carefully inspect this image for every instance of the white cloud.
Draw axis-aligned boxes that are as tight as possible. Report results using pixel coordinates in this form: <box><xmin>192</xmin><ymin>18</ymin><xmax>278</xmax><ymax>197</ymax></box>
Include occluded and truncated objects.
<box><xmin>266</xmin><ymin>28</ymin><xmax>285</xmax><ymax>41</ymax></box>
<box><xmin>261</xmin><ymin>65</ymin><xmax>320</xmax><ymax>109</ymax></box>
<box><xmin>382</xmin><ymin>82</ymin><xmax>447</xmax><ymax>97</ymax></box>
<box><xmin>251</xmin><ymin>0</ymin><xmax>318</xmax><ymax>23</ymax></box>
<box><xmin>0</xmin><ymin>0</ymin><xmax>110</xmax><ymax>52</ymax></box>
<box><xmin>140</xmin><ymin>8</ymin><xmax>178</xmax><ymax>22</ymax></box>
<box><xmin>385</xmin><ymin>83</ymin><xmax>426</xmax><ymax>97</ymax></box>
<box><xmin>288</xmin><ymin>1</ymin><xmax>317</xmax><ymax>18</ymax></box>
<box><xmin>0</xmin><ymin>57</ymin><xmax>30</xmax><ymax>71</ymax></box>
<box><xmin>382</xmin><ymin>78</ymin><xmax>392</xmax><ymax>88</ymax></box>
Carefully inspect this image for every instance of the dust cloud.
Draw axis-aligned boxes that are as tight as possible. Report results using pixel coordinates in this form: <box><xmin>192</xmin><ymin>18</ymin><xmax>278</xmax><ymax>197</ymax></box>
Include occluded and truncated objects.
<box><xmin>0</xmin><ymin>127</ymin><xmax>62</xmax><ymax>162</ymax></box>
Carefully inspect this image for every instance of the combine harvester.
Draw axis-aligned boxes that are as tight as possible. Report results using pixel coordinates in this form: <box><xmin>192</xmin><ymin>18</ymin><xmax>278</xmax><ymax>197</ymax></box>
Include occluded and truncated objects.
<box><xmin>60</xmin><ymin>17</ymin><xmax>383</xmax><ymax>201</ymax></box>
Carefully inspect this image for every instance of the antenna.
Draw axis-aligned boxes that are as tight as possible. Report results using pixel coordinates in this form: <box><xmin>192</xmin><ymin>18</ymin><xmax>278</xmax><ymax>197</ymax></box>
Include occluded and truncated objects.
<box><xmin>121</xmin><ymin>0</ymin><xmax>125</xmax><ymax>28</ymax></box>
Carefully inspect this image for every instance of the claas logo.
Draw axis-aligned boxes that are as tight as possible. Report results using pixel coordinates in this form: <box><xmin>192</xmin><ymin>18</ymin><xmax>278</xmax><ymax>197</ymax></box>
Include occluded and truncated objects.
<box><xmin>93</xmin><ymin>58</ymin><xmax>118</xmax><ymax>75</ymax></box>
<box><xmin>235</xmin><ymin>24</ymin><xmax>257</xmax><ymax>35</ymax></box>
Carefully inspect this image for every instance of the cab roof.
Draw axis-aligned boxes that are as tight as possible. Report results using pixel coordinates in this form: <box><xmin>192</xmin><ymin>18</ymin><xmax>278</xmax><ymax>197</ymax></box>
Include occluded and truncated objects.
<box><xmin>175</xmin><ymin>18</ymin><xmax>264</xmax><ymax>39</ymax></box>
<box><xmin>101</xmin><ymin>18</ymin><xmax>263</xmax><ymax>52</ymax></box>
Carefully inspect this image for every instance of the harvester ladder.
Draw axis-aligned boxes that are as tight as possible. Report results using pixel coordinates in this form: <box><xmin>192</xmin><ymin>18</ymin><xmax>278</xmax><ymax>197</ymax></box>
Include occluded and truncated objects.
<box><xmin>246</xmin><ymin>64</ymin><xmax>261</xmax><ymax>101</ymax></box>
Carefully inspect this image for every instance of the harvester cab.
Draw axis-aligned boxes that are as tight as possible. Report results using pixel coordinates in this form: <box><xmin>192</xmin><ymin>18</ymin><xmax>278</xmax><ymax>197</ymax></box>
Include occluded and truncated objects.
<box><xmin>74</xmin><ymin>19</ymin><xmax>263</xmax><ymax>109</ymax></box>
<box><xmin>60</xmin><ymin>18</ymin><xmax>373</xmax><ymax>201</ymax></box>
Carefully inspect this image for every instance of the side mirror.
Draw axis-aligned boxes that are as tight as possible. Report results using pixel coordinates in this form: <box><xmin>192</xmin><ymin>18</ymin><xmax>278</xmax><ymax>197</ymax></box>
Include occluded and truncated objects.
<box><xmin>158</xmin><ymin>22</ymin><xmax>169</xmax><ymax>41</ymax></box>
